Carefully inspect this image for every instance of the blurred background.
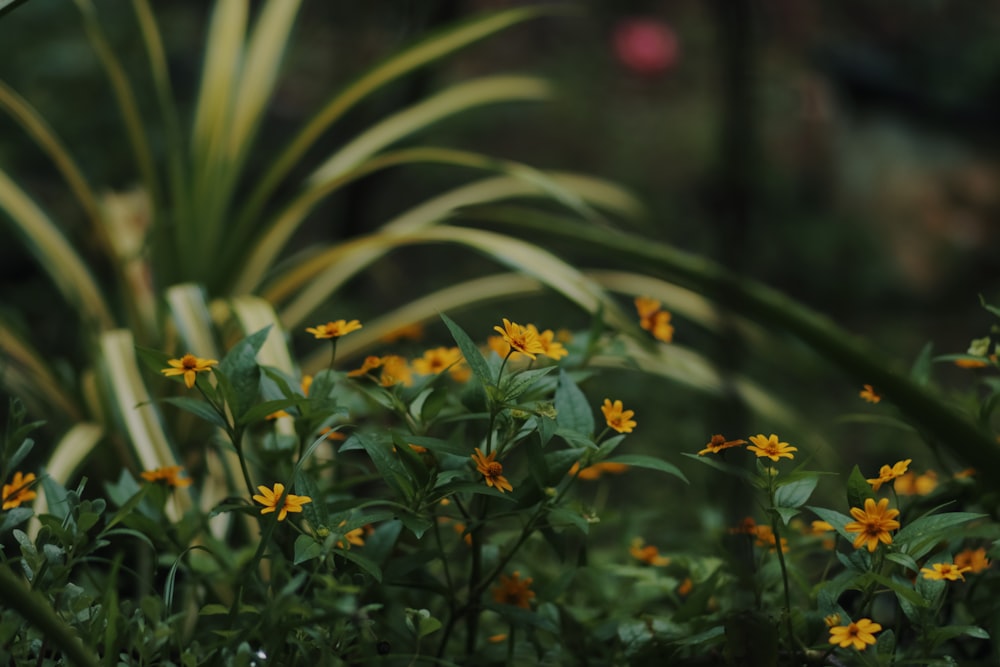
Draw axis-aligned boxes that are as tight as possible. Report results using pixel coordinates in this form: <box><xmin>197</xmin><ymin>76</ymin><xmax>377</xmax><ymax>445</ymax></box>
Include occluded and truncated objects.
<box><xmin>2</xmin><ymin>0</ymin><xmax>1000</xmax><ymax>541</ymax></box>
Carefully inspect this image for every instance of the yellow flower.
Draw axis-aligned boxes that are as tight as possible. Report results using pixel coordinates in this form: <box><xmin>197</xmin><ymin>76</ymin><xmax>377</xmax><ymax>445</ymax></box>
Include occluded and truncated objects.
<box><xmin>746</xmin><ymin>434</ymin><xmax>797</xmax><ymax>461</ymax></box>
<box><xmin>894</xmin><ymin>469</ymin><xmax>938</xmax><ymax>496</ymax></box>
<box><xmin>380</xmin><ymin>322</ymin><xmax>424</xmax><ymax>343</ymax></box>
<box><xmin>348</xmin><ymin>355</ymin><xmax>382</xmax><ymax>377</ymax></box>
<box><xmin>829</xmin><ymin>618</ymin><xmax>881</xmax><ymax>651</ymax></box>
<box><xmin>487</xmin><ymin>633</ymin><xmax>508</xmax><ymax>644</ymax></box>
<box><xmin>634</xmin><ymin>296</ymin><xmax>674</xmax><ymax>342</ymax></box>
<box><xmin>698</xmin><ymin>434</ymin><xmax>746</xmax><ymax>455</ymax></box>
<box><xmin>2</xmin><ymin>471</ymin><xmax>37</xmax><ymax>510</ymax></box>
<box><xmin>336</xmin><ymin>520</ymin><xmax>366</xmax><ymax>549</ymax></box>
<box><xmin>867</xmin><ymin>459</ymin><xmax>912</xmax><ymax>492</ymax></box>
<box><xmin>140</xmin><ymin>465</ymin><xmax>192</xmax><ymax>488</ymax></box>
<box><xmin>492</xmin><ymin>318</ymin><xmax>545</xmax><ymax>359</ymax></box>
<box><xmin>161</xmin><ymin>353</ymin><xmax>218</xmax><ymax>389</ymax></box>
<box><xmin>491</xmin><ymin>571</ymin><xmax>535</xmax><ymax>609</ymax></box>
<box><xmin>378</xmin><ymin>355</ymin><xmax>413</xmax><ymax>387</ymax></box>
<box><xmin>920</xmin><ymin>561</ymin><xmax>972</xmax><ymax>582</ymax></box>
<box><xmin>752</xmin><ymin>524</ymin><xmax>788</xmax><ymax>553</ymax></box>
<box><xmin>807</xmin><ymin>520</ymin><xmax>834</xmax><ymax>535</ymax></box>
<box><xmin>824</xmin><ymin>614</ymin><xmax>841</xmax><ymax>628</ymax></box>
<box><xmin>252</xmin><ymin>483</ymin><xmax>312</xmax><ymax>521</ymax></box>
<box><xmin>859</xmin><ymin>384</ymin><xmax>881</xmax><ymax>404</ymax></box>
<box><xmin>630</xmin><ymin>537</ymin><xmax>670</xmax><ymax>566</ymax></box>
<box><xmin>677</xmin><ymin>577</ymin><xmax>693</xmax><ymax>596</ymax></box>
<box><xmin>955</xmin><ymin>547</ymin><xmax>991</xmax><ymax>573</ymax></box>
<box><xmin>305</xmin><ymin>319</ymin><xmax>363</xmax><ymax>339</ymax></box>
<box><xmin>472</xmin><ymin>448</ymin><xmax>513</xmax><ymax>493</ymax></box>
<box><xmin>527</xmin><ymin>325</ymin><xmax>568</xmax><ymax>360</ymax></box>
<box><xmin>412</xmin><ymin>347</ymin><xmax>464</xmax><ymax>376</ymax></box>
<box><xmin>569</xmin><ymin>461</ymin><xmax>629</xmax><ymax>480</ymax></box>
<box><xmin>844</xmin><ymin>497</ymin><xmax>900</xmax><ymax>552</ymax></box>
<box><xmin>601</xmin><ymin>399</ymin><xmax>637</xmax><ymax>434</ymax></box>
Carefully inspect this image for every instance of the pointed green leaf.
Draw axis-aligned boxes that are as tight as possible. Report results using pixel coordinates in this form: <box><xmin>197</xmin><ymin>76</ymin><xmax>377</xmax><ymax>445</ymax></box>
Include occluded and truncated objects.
<box><xmin>604</xmin><ymin>454</ymin><xmax>687</xmax><ymax>483</ymax></box>
<box><xmin>554</xmin><ymin>370</ymin><xmax>594</xmax><ymax>436</ymax></box>
<box><xmin>441</xmin><ymin>313</ymin><xmax>493</xmax><ymax>389</ymax></box>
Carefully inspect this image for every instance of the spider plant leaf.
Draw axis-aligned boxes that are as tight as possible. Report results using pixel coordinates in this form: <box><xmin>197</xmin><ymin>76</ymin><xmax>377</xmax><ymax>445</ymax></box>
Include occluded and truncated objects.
<box><xmin>0</xmin><ymin>168</ymin><xmax>114</xmax><ymax>329</ymax></box>
<box><xmin>100</xmin><ymin>329</ymin><xmax>189</xmax><ymax>518</ymax></box>
<box><xmin>165</xmin><ymin>284</ymin><xmax>221</xmax><ymax>359</ymax></box>
<box><xmin>0</xmin><ymin>319</ymin><xmax>81</xmax><ymax>421</ymax></box>
<box><xmin>307</xmin><ymin>75</ymin><xmax>550</xmax><ymax>186</ymax></box>
<box><xmin>229</xmin><ymin>295</ymin><xmax>295</xmax><ymax>375</ymax></box>
<box><xmin>241</xmin><ymin>4</ymin><xmax>566</xmax><ymax>223</ymax></box>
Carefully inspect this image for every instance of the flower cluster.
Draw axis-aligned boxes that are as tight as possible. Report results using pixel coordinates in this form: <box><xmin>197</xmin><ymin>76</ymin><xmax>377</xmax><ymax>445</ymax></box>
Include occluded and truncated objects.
<box><xmin>634</xmin><ymin>296</ymin><xmax>674</xmax><ymax>343</ymax></box>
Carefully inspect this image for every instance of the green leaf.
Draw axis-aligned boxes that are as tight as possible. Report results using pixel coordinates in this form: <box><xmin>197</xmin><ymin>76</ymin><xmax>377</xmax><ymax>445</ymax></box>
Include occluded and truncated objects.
<box><xmin>349</xmin><ymin>433</ymin><xmax>414</xmax><ymax>502</ymax></box>
<box><xmin>680</xmin><ymin>452</ymin><xmax>754</xmax><ymax>483</ymax></box>
<box><xmin>805</xmin><ymin>506</ymin><xmax>854</xmax><ymax>542</ymax></box>
<box><xmin>774</xmin><ymin>476</ymin><xmax>818</xmax><ymax>509</ymax></box>
<box><xmin>441</xmin><ymin>313</ymin><xmax>494</xmax><ymax>390</ymax></box>
<box><xmin>885</xmin><ymin>551</ymin><xmax>919</xmax><ymax>574</ymax></box>
<box><xmin>845</xmin><ymin>465</ymin><xmax>873</xmax><ymax>511</ymax></box>
<box><xmin>0</xmin><ymin>508</ymin><xmax>32</xmax><ymax>536</ymax></box>
<box><xmin>910</xmin><ymin>342</ymin><xmax>934</xmax><ymax>386</ymax></box>
<box><xmin>926</xmin><ymin>625</ymin><xmax>990</xmax><ymax>645</ymax></box>
<box><xmin>217</xmin><ymin>327</ymin><xmax>272</xmax><ymax>421</ymax></box>
<box><xmin>546</xmin><ymin>507</ymin><xmax>590</xmax><ymax>535</ymax></box>
<box><xmin>433</xmin><ymin>480</ymin><xmax>517</xmax><ymax>502</ymax></box>
<box><xmin>159</xmin><ymin>397</ymin><xmax>228</xmax><ymax>429</ymax></box>
<box><xmin>498</xmin><ymin>366</ymin><xmax>554</xmax><ymax>403</ymax></box>
<box><xmin>772</xmin><ymin>507</ymin><xmax>800</xmax><ymax>525</ymax></box>
<box><xmin>604</xmin><ymin>454</ymin><xmax>688</xmax><ymax>483</ymax></box>
<box><xmin>237</xmin><ymin>397</ymin><xmax>312</xmax><ymax>426</ymax></box>
<box><xmin>863</xmin><ymin>572</ymin><xmax>925</xmax><ymax>608</ymax></box>
<box><xmin>554</xmin><ymin>369</ymin><xmax>594</xmax><ymax>437</ymax></box>
<box><xmin>336</xmin><ymin>548</ymin><xmax>382</xmax><ymax>582</ymax></box>
<box><xmin>293</xmin><ymin>534</ymin><xmax>323</xmax><ymax>565</ymax></box>
<box><xmin>894</xmin><ymin>512</ymin><xmax>987</xmax><ymax>561</ymax></box>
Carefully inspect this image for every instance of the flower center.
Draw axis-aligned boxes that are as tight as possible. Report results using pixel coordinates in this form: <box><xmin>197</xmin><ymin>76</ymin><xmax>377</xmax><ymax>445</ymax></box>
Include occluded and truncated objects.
<box><xmin>486</xmin><ymin>462</ymin><xmax>504</xmax><ymax>478</ymax></box>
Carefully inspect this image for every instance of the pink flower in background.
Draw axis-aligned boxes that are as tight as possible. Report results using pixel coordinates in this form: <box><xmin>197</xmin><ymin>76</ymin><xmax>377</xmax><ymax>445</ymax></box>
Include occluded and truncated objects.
<box><xmin>613</xmin><ymin>18</ymin><xmax>679</xmax><ymax>75</ymax></box>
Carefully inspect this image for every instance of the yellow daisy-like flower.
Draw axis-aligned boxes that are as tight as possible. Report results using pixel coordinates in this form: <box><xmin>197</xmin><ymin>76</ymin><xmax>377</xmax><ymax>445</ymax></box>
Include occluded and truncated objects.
<box><xmin>630</xmin><ymin>537</ymin><xmax>671</xmax><ymax>566</ymax></box>
<box><xmin>698</xmin><ymin>434</ymin><xmax>746</xmax><ymax>455</ymax></box>
<box><xmin>491</xmin><ymin>571</ymin><xmax>535</xmax><ymax>609</ymax></box>
<box><xmin>920</xmin><ymin>561</ymin><xmax>972</xmax><ymax>582</ymax></box>
<box><xmin>378</xmin><ymin>355</ymin><xmax>413</xmax><ymax>387</ymax></box>
<box><xmin>161</xmin><ymin>353</ymin><xmax>218</xmax><ymax>389</ymax></box>
<box><xmin>829</xmin><ymin>618</ymin><xmax>881</xmax><ymax>651</ymax></box>
<box><xmin>492</xmin><ymin>318</ymin><xmax>545</xmax><ymax>359</ymax></box>
<box><xmin>634</xmin><ymin>296</ymin><xmax>674</xmax><ymax>343</ymax></box>
<box><xmin>527</xmin><ymin>325</ymin><xmax>569</xmax><ymax>361</ymax></box>
<box><xmin>2</xmin><ymin>471</ymin><xmax>37</xmax><ymax>510</ymax></box>
<box><xmin>746</xmin><ymin>434</ymin><xmax>797</xmax><ymax>461</ymax></box>
<box><xmin>305</xmin><ymin>319</ymin><xmax>363</xmax><ymax>340</ymax></box>
<box><xmin>140</xmin><ymin>465</ymin><xmax>192</xmax><ymax>488</ymax></box>
<box><xmin>412</xmin><ymin>347</ymin><xmax>464</xmax><ymax>376</ymax></box>
<box><xmin>752</xmin><ymin>524</ymin><xmax>788</xmax><ymax>553</ymax></box>
<box><xmin>472</xmin><ymin>448</ymin><xmax>513</xmax><ymax>493</ymax></box>
<box><xmin>844</xmin><ymin>497</ymin><xmax>900</xmax><ymax>552</ymax></box>
<box><xmin>601</xmin><ymin>399</ymin><xmax>637</xmax><ymax>434</ymax></box>
<box><xmin>252</xmin><ymin>483</ymin><xmax>312</xmax><ymax>522</ymax></box>
<box><xmin>569</xmin><ymin>461</ymin><xmax>629</xmax><ymax>480</ymax></box>
<box><xmin>859</xmin><ymin>384</ymin><xmax>882</xmax><ymax>404</ymax></box>
<box><xmin>867</xmin><ymin>459</ymin><xmax>912</xmax><ymax>492</ymax></box>
<box><xmin>348</xmin><ymin>355</ymin><xmax>382</xmax><ymax>378</ymax></box>
<box><xmin>335</xmin><ymin>520</ymin><xmax>366</xmax><ymax>549</ymax></box>
<box><xmin>955</xmin><ymin>547</ymin><xmax>991</xmax><ymax>573</ymax></box>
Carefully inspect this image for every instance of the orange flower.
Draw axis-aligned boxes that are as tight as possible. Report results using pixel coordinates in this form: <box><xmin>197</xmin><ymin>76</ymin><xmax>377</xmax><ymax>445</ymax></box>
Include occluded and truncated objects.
<box><xmin>252</xmin><ymin>483</ymin><xmax>312</xmax><ymax>521</ymax></box>
<box><xmin>380</xmin><ymin>322</ymin><xmax>424</xmax><ymax>343</ymax></box>
<box><xmin>472</xmin><ymin>448</ymin><xmax>513</xmax><ymax>493</ymax></box>
<box><xmin>845</xmin><ymin>497</ymin><xmax>900</xmax><ymax>552</ymax></box>
<box><xmin>698</xmin><ymin>434</ymin><xmax>746</xmax><ymax>455</ymax></box>
<box><xmin>829</xmin><ymin>618</ymin><xmax>881</xmax><ymax>651</ymax></box>
<box><xmin>677</xmin><ymin>577</ymin><xmax>693</xmax><ymax>596</ymax></box>
<box><xmin>492</xmin><ymin>319</ymin><xmax>545</xmax><ymax>359</ymax></box>
<box><xmin>570</xmin><ymin>461</ymin><xmax>629</xmax><ymax>480</ymax></box>
<box><xmin>630</xmin><ymin>537</ymin><xmax>670</xmax><ymax>566</ymax></box>
<box><xmin>920</xmin><ymin>561</ymin><xmax>972</xmax><ymax>582</ymax></box>
<box><xmin>378</xmin><ymin>355</ymin><xmax>413</xmax><ymax>387</ymax></box>
<box><xmin>161</xmin><ymin>353</ymin><xmax>218</xmax><ymax>389</ymax></box>
<box><xmin>601</xmin><ymin>399</ymin><xmax>637</xmax><ymax>433</ymax></box>
<box><xmin>348</xmin><ymin>355</ymin><xmax>382</xmax><ymax>378</ymax></box>
<box><xmin>746</xmin><ymin>434</ymin><xmax>797</xmax><ymax>461</ymax></box>
<box><xmin>894</xmin><ymin>470</ymin><xmax>938</xmax><ymax>496</ymax></box>
<box><xmin>527</xmin><ymin>325</ymin><xmax>569</xmax><ymax>360</ymax></box>
<box><xmin>753</xmin><ymin>524</ymin><xmax>788</xmax><ymax>553</ymax></box>
<box><xmin>867</xmin><ymin>459</ymin><xmax>912</xmax><ymax>492</ymax></box>
<box><xmin>492</xmin><ymin>571</ymin><xmax>535</xmax><ymax>608</ymax></box>
<box><xmin>634</xmin><ymin>296</ymin><xmax>674</xmax><ymax>342</ymax></box>
<box><xmin>140</xmin><ymin>465</ymin><xmax>192</xmax><ymax>488</ymax></box>
<box><xmin>2</xmin><ymin>471</ymin><xmax>37</xmax><ymax>510</ymax></box>
<box><xmin>955</xmin><ymin>357</ymin><xmax>989</xmax><ymax>368</ymax></box>
<box><xmin>305</xmin><ymin>320</ymin><xmax>362</xmax><ymax>339</ymax></box>
<box><xmin>955</xmin><ymin>547</ymin><xmax>991</xmax><ymax>573</ymax></box>
<box><xmin>336</xmin><ymin>520</ymin><xmax>366</xmax><ymax>549</ymax></box>
<box><xmin>859</xmin><ymin>384</ymin><xmax>881</xmax><ymax>404</ymax></box>
<box><xmin>412</xmin><ymin>347</ymin><xmax>464</xmax><ymax>376</ymax></box>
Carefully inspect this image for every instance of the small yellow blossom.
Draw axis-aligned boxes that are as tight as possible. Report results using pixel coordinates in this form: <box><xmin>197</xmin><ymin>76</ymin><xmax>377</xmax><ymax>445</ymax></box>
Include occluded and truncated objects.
<box><xmin>411</xmin><ymin>346</ymin><xmax>460</xmax><ymax>375</ymax></box>
<box><xmin>569</xmin><ymin>461</ymin><xmax>629</xmax><ymax>480</ymax></box>
<box><xmin>493</xmin><ymin>318</ymin><xmax>545</xmax><ymax>359</ymax></box>
<box><xmin>824</xmin><ymin>614</ymin><xmax>841</xmax><ymax>628</ymax></box>
<box><xmin>348</xmin><ymin>355</ymin><xmax>382</xmax><ymax>378</ymax></box>
<box><xmin>955</xmin><ymin>547</ymin><xmax>991</xmax><ymax>573</ymax></box>
<box><xmin>252</xmin><ymin>483</ymin><xmax>312</xmax><ymax>522</ymax></box>
<box><xmin>336</xmin><ymin>520</ymin><xmax>366</xmax><ymax>549</ymax></box>
<box><xmin>955</xmin><ymin>357</ymin><xmax>989</xmax><ymax>368</ymax></box>
<box><xmin>301</xmin><ymin>375</ymin><xmax>313</xmax><ymax>396</ymax></box>
<box><xmin>472</xmin><ymin>448</ymin><xmax>513</xmax><ymax>493</ymax></box>
<box><xmin>829</xmin><ymin>618</ymin><xmax>881</xmax><ymax>651</ymax></box>
<box><xmin>844</xmin><ymin>497</ymin><xmax>900</xmax><ymax>552</ymax></box>
<box><xmin>746</xmin><ymin>434</ymin><xmax>797</xmax><ymax>461</ymax></box>
<box><xmin>920</xmin><ymin>562</ymin><xmax>972</xmax><ymax>582</ymax></box>
<box><xmin>161</xmin><ymin>353</ymin><xmax>218</xmax><ymax>389</ymax></box>
<box><xmin>894</xmin><ymin>469</ymin><xmax>938</xmax><ymax>496</ymax></box>
<box><xmin>305</xmin><ymin>320</ymin><xmax>362</xmax><ymax>339</ymax></box>
<box><xmin>677</xmin><ymin>577</ymin><xmax>693</xmax><ymax>596</ymax></box>
<box><xmin>953</xmin><ymin>468</ymin><xmax>976</xmax><ymax>479</ymax></box>
<box><xmin>698</xmin><ymin>434</ymin><xmax>746</xmax><ymax>455</ymax></box>
<box><xmin>630</xmin><ymin>537</ymin><xmax>670</xmax><ymax>566</ymax></box>
<box><xmin>527</xmin><ymin>325</ymin><xmax>568</xmax><ymax>360</ymax></box>
<box><xmin>859</xmin><ymin>384</ymin><xmax>881</xmax><ymax>403</ymax></box>
<box><xmin>867</xmin><ymin>459</ymin><xmax>912</xmax><ymax>492</ymax></box>
<box><xmin>753</xmin><ymin>524</ymin><xmax>788</xmax><ymax>553</ymax></box>
<box><xmin>601</xmin><ymin>399</ymin><xmax>637</xmax><ymax>434</ymax></box>
<box><xmin>634</xmin><ymin>297</ymin><xmax>674</xmax><ymax>343</ymax></box>
<box><xmin>378</xmin><ymin>355</ymin><xmax>413</xmax><ymax>387</ymax></box>
<box><xmin>380</xmin><ymin>322</ymin><xmax>424</xmax><ymax>342</ymax></box>
<box><xmin>140</xmin><ymin>465</ymin><xmax>192</xmax><ymax>488</ymax></box>
<box><xmin>487</xmin><ymin>634</ymin><xmax>508</xmax><ymax>644</ymax></box>
<box><xmin>2</xmin><ymin>471</ymin><xmax>37</xmax><ymax>510</ymax></box>
<box><xmin>730</xmin><ymin>517</ymin><xmax>758</xmax><ymax>535</ymax></box>
<box><xmin>491</xmin><ymin>571</ymin><xmax>535</xmax><ymax>609</ymax></box>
